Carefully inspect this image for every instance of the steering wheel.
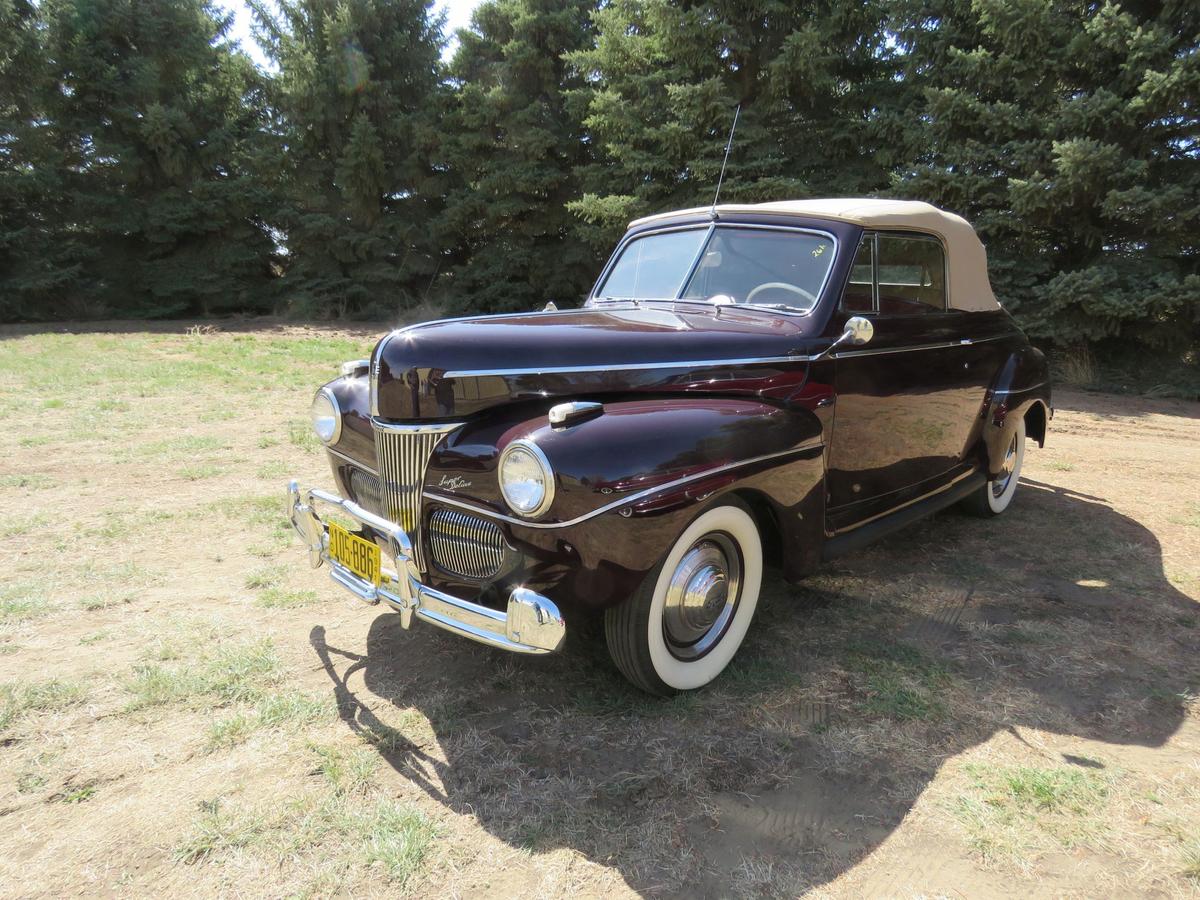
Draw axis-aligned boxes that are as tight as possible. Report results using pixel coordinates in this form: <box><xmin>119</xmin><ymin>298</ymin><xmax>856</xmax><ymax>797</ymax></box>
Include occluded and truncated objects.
<box><xmin>746</xmin><ymin>282</ymin><xmax>817</xmax><ymax>307</ymax></box>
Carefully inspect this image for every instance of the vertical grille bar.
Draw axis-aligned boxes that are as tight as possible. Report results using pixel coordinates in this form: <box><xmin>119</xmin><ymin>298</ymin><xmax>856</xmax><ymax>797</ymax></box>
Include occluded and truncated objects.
<box><xmin>427</xmin><ymin>508</ymin><xmax>506</xmax><ymax>580</ymax></box>
<box><xmin>372</xmin><ymin>422</ymin><xmax>461</xmax><ymax>572</ymax></box>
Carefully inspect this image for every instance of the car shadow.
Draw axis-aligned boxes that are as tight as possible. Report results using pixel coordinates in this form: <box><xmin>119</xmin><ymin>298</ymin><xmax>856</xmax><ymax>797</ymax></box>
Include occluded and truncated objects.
<box><xmin>309</xmin><ymin>478</ymin><xmax>1198</xmax><ymax>896</ymax></box>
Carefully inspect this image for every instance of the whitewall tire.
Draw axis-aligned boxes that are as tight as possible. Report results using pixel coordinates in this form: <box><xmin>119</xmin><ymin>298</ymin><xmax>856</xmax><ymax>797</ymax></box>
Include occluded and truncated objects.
<box><xmin>963</xmin><ymin>417</ymin><xmax>1026</xmax><ymax>517</ymax></box>
<box><xmin>605</xmin><ymin>501</ymin><xmax>763</xmax><ymax>695</ymax></box>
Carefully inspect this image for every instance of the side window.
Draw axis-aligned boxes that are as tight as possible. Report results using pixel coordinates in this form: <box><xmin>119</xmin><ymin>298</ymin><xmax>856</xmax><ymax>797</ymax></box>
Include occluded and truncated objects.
<box><xmin>876</xmin><ymin>235</ymin><xmax>946</xmax><ymax>315</ymax></box>
<box><xmin>841</xmin><ymin>236</ymin><xmax>875</xmax><ymax>312</ymax></box>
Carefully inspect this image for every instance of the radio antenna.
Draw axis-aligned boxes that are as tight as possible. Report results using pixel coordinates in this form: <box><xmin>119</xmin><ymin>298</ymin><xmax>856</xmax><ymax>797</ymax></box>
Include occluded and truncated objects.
<box><xmin>710</xmin><ymin>103</ymin><xmax>741</xmax><ymax>219</ymax></box>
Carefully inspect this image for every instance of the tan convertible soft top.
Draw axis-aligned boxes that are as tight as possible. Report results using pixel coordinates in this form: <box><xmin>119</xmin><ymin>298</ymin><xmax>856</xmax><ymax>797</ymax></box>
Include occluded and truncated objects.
<box><xmin>629</xmin><ymin>198</ymin><xmax>1000</xmax><ymax>312</ymax></box>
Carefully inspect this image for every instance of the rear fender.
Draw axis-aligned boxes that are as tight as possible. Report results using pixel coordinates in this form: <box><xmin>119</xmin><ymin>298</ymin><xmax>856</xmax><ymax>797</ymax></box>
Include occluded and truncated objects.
<box><xmin>979</xmin><ymin>347</ymin><xmax>1052</xmax><ymax>477</ymax></box>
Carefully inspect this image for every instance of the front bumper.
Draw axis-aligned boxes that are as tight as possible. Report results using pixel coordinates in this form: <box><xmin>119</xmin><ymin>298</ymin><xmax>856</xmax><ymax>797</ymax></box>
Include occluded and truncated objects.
<box><xmin>286</xmin><ymin>481</ymin><xmax>566</xmax><ymax>654</ymax></box>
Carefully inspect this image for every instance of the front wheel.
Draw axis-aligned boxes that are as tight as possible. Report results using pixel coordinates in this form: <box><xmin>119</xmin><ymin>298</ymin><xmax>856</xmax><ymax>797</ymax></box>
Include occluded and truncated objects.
<box><xmin>962</xmin><ymin>418</ymin><xmax>1026</xmax><ymax>517</ymax></box>
<box><xmin>605</xmin><ymin>502</ymin><xmax>763</xmax><ymax>695</ymax></box>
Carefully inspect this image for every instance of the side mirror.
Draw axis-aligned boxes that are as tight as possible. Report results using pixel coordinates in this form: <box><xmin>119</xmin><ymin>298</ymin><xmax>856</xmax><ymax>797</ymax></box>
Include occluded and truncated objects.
<box><xmin>843</xmin><ymin>315</ymin><xmax>874</xmax><ymax>346</ymax></box>
<box><xmin>815</xmin><ymin>316</ymin><xmax>874</xmax><ymax>361</ymax></box>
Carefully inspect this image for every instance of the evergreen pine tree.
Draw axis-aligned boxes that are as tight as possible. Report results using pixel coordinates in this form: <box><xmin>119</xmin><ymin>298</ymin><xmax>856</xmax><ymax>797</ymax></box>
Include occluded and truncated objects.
<box><xmin>892</xmin><ymin>0</ymin><xmax>1199</xmax><ymax>364</ymax></box>
<box><xmin>0</xmin><ymin>0</ymin><xmax>88</xmax><ymax>318</ymax></box>
<box><xmin>39</xmin><ymin>0</ymin><xmax>278</xmax><ymax>318</ymax></box>
<box><xmin>251</xmin><ymin>0</ymin><xmax>445</xmax><ymax>317</ymax></box>
<box><xmin>436</xmin><ymin>0</ymin><xmax>599</xmax><ymax>312</ymax></box>
<box><xmin>566</xmin><ymin>0</ymin><xmax>898</xmax><ymax>247</ymax></box>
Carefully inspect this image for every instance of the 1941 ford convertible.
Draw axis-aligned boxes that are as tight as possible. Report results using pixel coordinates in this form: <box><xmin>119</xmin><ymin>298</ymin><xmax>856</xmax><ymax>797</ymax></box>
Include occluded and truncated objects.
<box><xmin>287</xmin><ymin>199</ymin><xmax>1051</xmax><ymax>695</ymax></box>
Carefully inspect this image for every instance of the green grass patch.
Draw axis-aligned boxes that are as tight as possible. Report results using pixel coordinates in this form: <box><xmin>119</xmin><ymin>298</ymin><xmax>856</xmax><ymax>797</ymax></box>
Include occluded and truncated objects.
<box><xmin>180</xmin><ymin>463</ymin><xmax>224</xmax><ymax>481</ymax></box>
<box><xmin>176</xmin><ymin>793</ymin><xmax>435</xmax><ymax>888</ymax></box>
<box><xmin>256</xmin><ymin>586</ymin><xmax>320</xmax><ymax>609</ymax></box>
<box><xmin>79</xmin><ymin>591</ymin><xmax>133</xmax><ymax>612</ymax></box>
<box><xmin>288</xmin><ymin>420</ymin><xmax>320</xmax><ymax>453</ymax></box>
<box><xmin>124</xmin><ymin>638</ymin><xmax>280</xmax><ymax>712</ymax></box>
<box><xmin>952</xmin><ymin>763</ymin><xmax>1112</xmax><ymax>863</ymax></box>
<box><xmin>245</xmin><ymin>566</ymin><xmax>287</xmax><ymax>590</ymax></box>
<box><xmin>256</xmin><ymin>460</ymin><xmax>289</xmax><ymax>480</ymax></box>
<box><xmin>61</xmin><ymin>785</ymin><xmax>97</xmax><ymax>803</ymax></box>
<box><xmin>311</xmin><ymin>743</ymin><xmax>380</xmax><ymax>795</ymax></box>
<box><xmin>0</xmin><ymin>581</ymin><xmax>49</xmax><ymax>624</ymax></box>
<box><xmin>206</xmin><ymin>692</ymin><xmax>334</xmax><ymax>751</ymax></box>
<box><xmin>1</xmin><ymin>678</ymin><xmax>87</xmax><ymax>734</ymax></box>
<box><xmin>843</xmin><ymin>638</ymin><xmax>952</xmax><ymax>721</ymax></box>
<box><xmin>175</xmin><ymin>798</ymin><xmax>271</xmax><ymax>864</ymax></box>
<box><xmin>0</xmin><ymin>473</ymin><xmax>55</xmax><ymax>490</ymax></box>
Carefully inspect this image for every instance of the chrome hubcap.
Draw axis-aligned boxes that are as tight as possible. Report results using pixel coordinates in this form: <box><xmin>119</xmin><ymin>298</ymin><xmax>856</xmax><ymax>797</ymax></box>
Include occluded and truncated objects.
<box><xmin>992</xmin><ymin>434</ymin><xmax>1019</xmax><ymax>498</ymax></box>
<box><xmin>662</xmin><ymin>533</ymin><xmax>742</xmax><ymax>660</ymax></box>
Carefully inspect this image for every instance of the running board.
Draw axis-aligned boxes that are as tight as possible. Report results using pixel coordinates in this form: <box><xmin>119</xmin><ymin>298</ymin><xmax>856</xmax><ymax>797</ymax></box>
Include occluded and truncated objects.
<box><xmin>821</xmin><ymin>471</ymin><xmax>986</xmax><ymax>561</ymax></box>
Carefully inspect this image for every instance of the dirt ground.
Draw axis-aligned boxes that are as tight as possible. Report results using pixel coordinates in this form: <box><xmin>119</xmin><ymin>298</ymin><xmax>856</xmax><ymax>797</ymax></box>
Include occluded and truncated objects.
<box><xmin>1</xmin><ymin>321</ymin><xmax>1197</xmax><ymax>898</ymax></box>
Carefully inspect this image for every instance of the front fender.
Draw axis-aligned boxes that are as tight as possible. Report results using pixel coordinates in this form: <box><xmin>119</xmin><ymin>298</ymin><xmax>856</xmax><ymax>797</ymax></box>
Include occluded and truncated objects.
<box><xmin>425</xmin><ymin>397</ymin><xmax>822</xmax><ymax>523</ymax></box>
<box><xmin>422</xmin><ymin>398</ymin><xmax>826</xmax><ymax>612</ymax></box>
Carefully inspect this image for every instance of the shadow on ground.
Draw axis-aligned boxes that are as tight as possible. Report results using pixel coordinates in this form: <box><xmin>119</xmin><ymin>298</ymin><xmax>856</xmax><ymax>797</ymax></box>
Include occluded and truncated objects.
<box><xmin>311</xmin><ymin>480</ymin><xmax>1199</xmax><ymax>896</ymax></box>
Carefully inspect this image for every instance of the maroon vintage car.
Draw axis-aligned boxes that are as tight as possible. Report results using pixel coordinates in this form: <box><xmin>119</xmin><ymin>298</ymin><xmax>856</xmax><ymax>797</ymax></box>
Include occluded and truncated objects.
<box><xmin>288</xmin><ymin>199</ymin><xmax>1050</xmax><ymax>694</ymax></box>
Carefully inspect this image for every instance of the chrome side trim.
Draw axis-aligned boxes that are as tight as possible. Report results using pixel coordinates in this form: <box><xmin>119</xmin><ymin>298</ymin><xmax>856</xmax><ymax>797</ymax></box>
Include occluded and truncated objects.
<box><xmin>444</xmin><ymin>333</ymin><xmax>1019</xmax><ymax>378</ymax></box>
<box><xmin>444</xmin><ymin>354</ymin><xmax>813</xmax><ymax>379</ymax></box>
<box><xmin>424</xmin><ymin>441</ymin><xmax>825</xmax><ymax>530</ymax></box>
<box><xmin>832</xmin><ymin>333</ymin><xmax>1014</xmax><ymax>359</ymax></box>
<box><xmin>327</xmin><ymin>445</ymin><xmax>379</xmax><ymax>476</ymax></box>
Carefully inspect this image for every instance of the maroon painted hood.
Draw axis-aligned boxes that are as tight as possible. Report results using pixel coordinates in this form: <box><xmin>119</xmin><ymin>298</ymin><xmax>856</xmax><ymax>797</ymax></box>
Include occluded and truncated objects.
<box><xmin>372</xmin><ymin>305</ymin><xmax>817</xmax><ymax>421</ymax></box>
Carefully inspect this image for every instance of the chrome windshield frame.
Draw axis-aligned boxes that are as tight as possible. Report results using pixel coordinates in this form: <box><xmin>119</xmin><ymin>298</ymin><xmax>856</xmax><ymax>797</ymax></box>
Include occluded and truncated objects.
<box><xmin>588</xmin><ymin>221</ymin><xmax>841</xmax><ymax>318</ymax></box>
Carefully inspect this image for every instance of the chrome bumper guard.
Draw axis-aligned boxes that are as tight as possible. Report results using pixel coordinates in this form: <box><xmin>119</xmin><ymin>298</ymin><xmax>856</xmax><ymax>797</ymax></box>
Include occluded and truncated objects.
<box><xmin>286</xmin><ymin>481</ymin><xmax>565</xmax><ymax>654</ymax></box>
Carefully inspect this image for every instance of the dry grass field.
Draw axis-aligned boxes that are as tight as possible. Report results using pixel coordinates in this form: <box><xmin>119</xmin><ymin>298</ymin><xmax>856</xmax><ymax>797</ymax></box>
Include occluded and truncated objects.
<box><xmin>1</xmin><ymin>320</ymin><xmax>1198</xmax><ymax>898</ymax></box>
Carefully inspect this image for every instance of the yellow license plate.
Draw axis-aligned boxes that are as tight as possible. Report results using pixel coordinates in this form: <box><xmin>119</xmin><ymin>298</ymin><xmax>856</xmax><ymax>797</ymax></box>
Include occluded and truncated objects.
<box><xmin>328</xmin><ymin>521</ymin><xmax>381</xmax><ymax>586</ymax></box>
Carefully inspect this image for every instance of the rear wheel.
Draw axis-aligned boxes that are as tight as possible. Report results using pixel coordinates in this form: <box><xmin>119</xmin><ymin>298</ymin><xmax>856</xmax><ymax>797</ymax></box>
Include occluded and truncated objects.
<box><xmin>605</xmin><ymin>502</ymin><xmax>763</xmax><ymax>695</ymax></box>
<box><xmin>962</xmin><ymin>418</ymin><xmax>1026</xmax><ymax>517</ymax></box>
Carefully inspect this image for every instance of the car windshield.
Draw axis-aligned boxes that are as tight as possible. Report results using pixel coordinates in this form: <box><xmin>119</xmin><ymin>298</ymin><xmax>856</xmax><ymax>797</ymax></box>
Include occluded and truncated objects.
<box><xmin>595</xmin><ymin>226</ymin><xmax>836</xmax><ymax>313</ymax></box>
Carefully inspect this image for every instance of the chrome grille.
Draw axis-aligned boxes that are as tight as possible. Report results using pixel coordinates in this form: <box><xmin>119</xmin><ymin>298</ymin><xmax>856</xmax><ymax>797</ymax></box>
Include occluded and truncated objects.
<box><xmin>428</xmin><ymin>508</ymin><xmax>506</xmax><ymax>580</ymax></box>
<box><xmin>372</xmin><ymin>421</ymin><xmax>460</xmax><ymax>569</ymax></box>
<box><xmin>346</xmin><ymin>467</ymin><xmax>383</xmax><ymax>518</ymax></box>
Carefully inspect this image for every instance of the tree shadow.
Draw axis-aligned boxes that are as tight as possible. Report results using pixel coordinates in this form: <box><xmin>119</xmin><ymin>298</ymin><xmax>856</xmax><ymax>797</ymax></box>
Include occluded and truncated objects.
<box><xmin>310</xmin><ymin>478</ymin><xmax>1199</xmax><ymax>896</ymax></box>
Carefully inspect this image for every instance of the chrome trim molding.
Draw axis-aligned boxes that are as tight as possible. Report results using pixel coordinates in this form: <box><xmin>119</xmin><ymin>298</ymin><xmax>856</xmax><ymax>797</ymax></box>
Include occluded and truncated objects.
<box><xmin>371</xmin><ymin>419</ymin><xmax>464</xmax><ymax>434</ymax></box>
<box><xmin>498</xmin><ymin>439</ymin><xmax>556</xmax><ymax>518</ymax></box>
<box><xmin>326</xmin><ymin>446</ymin><xmax>379</xmax><ymax>476</ymax></box>
<box><xmin>287</xmin><ymin>481</ymin><xmax>565</xmax><ymax>654</ymax></box>
<box><xmin>373</xmin><ymin>421</ymin><xmax>462</xmax><ymax>571</ymax></box>
<box><xmin>833</xmin><ymin>333</ymin><xmax>1014</xmax><ymax>359</ymax></box>
<box><xmin>445</xmin><ymin>354</ymin><xmax>812</xmax><ymax>379</ymax></box>
<box><xmin>427</xmin><ymin>441</ymin><xmax>825</xmax><ymax>530</ymax></box>
<box><xmin>443</xmin><ymin>333</ymin><xmax>1018</xmax><ymax>379</ymax></box>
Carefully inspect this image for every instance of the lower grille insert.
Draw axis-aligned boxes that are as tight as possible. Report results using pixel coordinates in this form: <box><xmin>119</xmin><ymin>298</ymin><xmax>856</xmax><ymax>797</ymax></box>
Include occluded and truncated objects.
<box><xmin>428</xmin><ymin>507</ymin><xmax>506</xmax><ymax>580</ymax></box>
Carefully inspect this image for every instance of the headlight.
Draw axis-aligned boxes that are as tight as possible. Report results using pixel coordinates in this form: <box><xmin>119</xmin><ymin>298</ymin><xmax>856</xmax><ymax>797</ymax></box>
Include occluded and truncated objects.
<box><xmin>498</xmin><ymin>440</ymin><xmax>554</xmax><ymax>517</ymax></box>
<box><xmin>311</xmin><ymin>388</ymin><xmax>341</xmax><ymax>444</ymax></box>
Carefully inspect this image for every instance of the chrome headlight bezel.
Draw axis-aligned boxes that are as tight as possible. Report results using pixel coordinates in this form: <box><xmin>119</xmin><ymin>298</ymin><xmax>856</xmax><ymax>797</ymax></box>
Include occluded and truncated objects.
<box><xmin>311</xmin><ymin>387</ymin><xmax>342</xmax><ymax>445</ymax></box>
<box><xmin>498</xmin><ymin>439</ymin><xmax>555</xmax><ymax>518</ymax></box>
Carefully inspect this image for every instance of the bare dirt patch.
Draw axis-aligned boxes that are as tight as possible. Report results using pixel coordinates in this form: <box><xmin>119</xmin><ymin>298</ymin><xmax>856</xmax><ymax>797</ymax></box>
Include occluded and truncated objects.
<box><xmin>1</xmin><ymin>324</ymin><xmax>1197</xmax><ymax>897</ymax></box>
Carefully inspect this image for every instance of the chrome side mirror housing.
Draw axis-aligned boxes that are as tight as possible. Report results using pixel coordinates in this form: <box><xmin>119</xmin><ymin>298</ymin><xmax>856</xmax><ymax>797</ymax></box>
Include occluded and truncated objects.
<box><xmin>816</xmin><ymin>315</ymin><xmax>874</xmax><ymax>360</ymax></box>
<box><xmin>843</xmin><ymin>315</ymin><xmax>874</xmax><ymax>346</ymax></box>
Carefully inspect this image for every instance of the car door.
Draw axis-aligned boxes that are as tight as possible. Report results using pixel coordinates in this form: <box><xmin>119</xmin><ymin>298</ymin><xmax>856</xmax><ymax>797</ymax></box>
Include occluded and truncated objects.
<box><xmin>826</xmin><ymin>232</ymin><xmax>980</xmax><ymax>527</ymax></box>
